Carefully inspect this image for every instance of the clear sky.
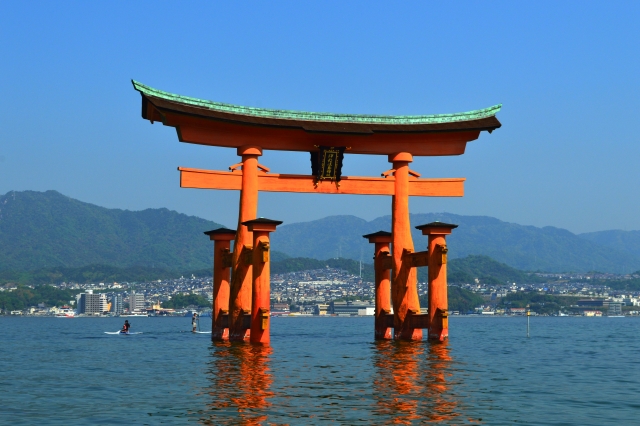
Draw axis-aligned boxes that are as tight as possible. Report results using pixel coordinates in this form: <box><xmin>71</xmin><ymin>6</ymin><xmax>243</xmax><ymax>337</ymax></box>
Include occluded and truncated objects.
<box><xmin>1</xmin><ymin>1</ymin><xmax>638</xmax><ymax>234</ymax></box>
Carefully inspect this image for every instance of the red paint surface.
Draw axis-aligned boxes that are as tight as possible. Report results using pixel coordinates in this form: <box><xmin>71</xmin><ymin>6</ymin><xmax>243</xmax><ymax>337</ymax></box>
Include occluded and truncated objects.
<box><xmin>368</xmin><ymin>239</ymin><xmax>392</xmax><ymax>340</ymax></box>
<box><xmin>212</xmin><ymin>237</ymin><xmax>232</xmax><ymax>341</ymax></box>
<box><xmin>426</xmin><ymin>234</ymin><xmax>451</xmax><ymax>341</ymax></box>
<box><xmin>250</xmin><ymin>231</ymin><xmax>272</xmax><ymax>344</ymax></box>
<box><xmin>229</xmin><ymin>146</ymin><xmax>261</xmax><ymax>341</ymax></box>
<box><xmin>390</xmin><ymin>153</ymin><xmax>422</xmax><ymax>341</ymax></box>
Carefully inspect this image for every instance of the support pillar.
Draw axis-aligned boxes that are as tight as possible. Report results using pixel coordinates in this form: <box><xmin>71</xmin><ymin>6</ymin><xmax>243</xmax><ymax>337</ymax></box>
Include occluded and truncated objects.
<box><xmin>389</xmin><ymin>152</ymin><xmax>422</xmax><ymax>340</ymax></box>
<box><xmin>416</xmin><ymin>221</ymin><xmax>458</xmax><ymax>341</ymax></box>
<box><xmin>363</xmin><ymin>231</ymin><xmax>393</xmax><ymax>340</ymax></box>
<box><xmin>204</xmin><ymin>228</ymin><xmax>236</xmax><ymax>341</ymax></box>
<box><xmin>242</xmin><ymin>218</ymin><xmax>283</xmax><ymax>345</ymax></box>
<box><xmin>229</xmin><ymin>145</ymin><xmax>262</xmax><ymax>341</ymax></box>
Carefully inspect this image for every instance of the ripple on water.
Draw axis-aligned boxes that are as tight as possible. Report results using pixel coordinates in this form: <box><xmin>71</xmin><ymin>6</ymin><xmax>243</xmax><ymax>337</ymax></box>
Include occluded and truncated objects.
<box><xmin>2</xmin><ymin>316</ymin><xmax>640</xmax><ymax>424</ymax></box>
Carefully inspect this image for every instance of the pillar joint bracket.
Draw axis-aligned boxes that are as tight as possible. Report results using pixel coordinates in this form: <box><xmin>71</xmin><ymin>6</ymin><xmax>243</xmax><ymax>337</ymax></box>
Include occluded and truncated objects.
<box><xmin>259</xmin><ymin>307</ymin><xmax>270</xmax><ymax>330</ymax></box>
<box><xmin>221</xmin><ymin>248</ymin><xmax>233</xmax><ymax>268</ymax></box>
<box><xmin>241</xmin><ymin>246</ymin><xmax>253</xmax><ymax>264</ymax></box>
<box><xmin>229</xmin><ymin>162</ymin><xmax>270</xmax><ymax>173</ymax></box>
<box><xmin>436</xmin><ymin>243</ymin><xmax>448</xmax><ymax>265</ymax></box>
<box><xmin>259</xmin><ymin>241</ymin><xmax>270</xmax><ymax>263</ymax></box>
<box><xmin>381</xmin><ymin>168</ymin><xmax>395</xmax><ymax>178</ymax></box>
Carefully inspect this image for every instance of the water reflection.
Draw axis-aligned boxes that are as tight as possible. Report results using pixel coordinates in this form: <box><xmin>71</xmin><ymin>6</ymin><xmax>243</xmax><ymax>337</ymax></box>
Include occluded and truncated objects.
<box><xmin>373</xmin><ymin>341</ymin><xmax>463</xmax><ymax>424</ymax></box>
<box><xmin>201</xmin><ymin>339</ymin><xmax>465</xmax><ymax>424</ymax></box>
<box><xmin>202</xmin><ymin>343</ymin><xmax>273</xmax><ymax>425</ymax></box>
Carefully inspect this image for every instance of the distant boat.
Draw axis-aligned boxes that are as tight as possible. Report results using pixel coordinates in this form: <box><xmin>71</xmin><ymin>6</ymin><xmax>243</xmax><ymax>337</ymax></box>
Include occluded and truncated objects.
<box><xmin>119</xmin><ymin>313</ymin><xmax>149</xmax><ymax>317</ymax></box>
<box><xmin>55</xmin><ymin>308</ymin><xmax>76</xmax><ymax>318</ymax></box>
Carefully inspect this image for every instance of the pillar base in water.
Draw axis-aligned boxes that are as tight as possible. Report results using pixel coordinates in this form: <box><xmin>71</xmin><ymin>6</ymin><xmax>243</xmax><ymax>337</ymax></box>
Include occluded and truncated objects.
<box><xmin>429</xmin><ymin>328</ymin><xmax>448</xmax><ymax>342</ymax></box>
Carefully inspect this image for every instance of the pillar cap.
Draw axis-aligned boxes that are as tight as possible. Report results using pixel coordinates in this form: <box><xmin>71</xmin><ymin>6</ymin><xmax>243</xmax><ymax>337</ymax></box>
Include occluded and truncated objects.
<box><xmin>388</xmin><ymin>152</ymin><xmax>413</xmax><ymax>163</ymax></box>
<box><xmin>415</xmin><ymin>221</ymin><xmax>458</xmax><ymax>235</ymax></box>
<box><xmin>241</xmin><ymin>217</ymin><xmax>283</xmax><ymax>232</ymax></box>
<box><xmin>237</xmin><ymin>145</ymin><xmax>263</xmax><ymax>156</ymax></box>
<box><xmin>362</xmin><ymin>230</ymin><xmax>392</xmax><ymax>243</ymax></box>
<box><xmin>204</xmin><ymin>227</ymin><xmax>237</xmax><ymax>241</ymax></box>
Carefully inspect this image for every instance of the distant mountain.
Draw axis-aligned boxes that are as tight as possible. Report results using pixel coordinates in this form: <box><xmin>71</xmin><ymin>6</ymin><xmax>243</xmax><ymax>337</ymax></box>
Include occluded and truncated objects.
<box><xmin>0</xmin><ymin>190</ymin><xmax>224</xmax><ymax>271</ymax></box>
<box><xmin>579</xmin><ymin>230</ymin><xmax>640</xmax><ymax>260</ymax></box>
<box><xmin>447</xmin><ymin>255</ymin><xmax>545</xmax><ymax>285</ymax></box>
<box><xmin>3</xmin><ymin>190</ymin><xmax>640</xmax><ymax>275</ymax></box>
<box><xmin>271</xmin><ymin>213</ymin><xmax>640</xmax><ymax>273</ymax></box>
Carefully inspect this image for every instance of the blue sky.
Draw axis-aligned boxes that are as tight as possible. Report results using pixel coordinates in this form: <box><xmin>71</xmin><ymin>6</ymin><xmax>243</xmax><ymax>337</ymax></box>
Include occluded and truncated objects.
<box><xmin>1</xmin><ymin>1</ymin><xmax>638</xmax><ymax>233</ymax></box>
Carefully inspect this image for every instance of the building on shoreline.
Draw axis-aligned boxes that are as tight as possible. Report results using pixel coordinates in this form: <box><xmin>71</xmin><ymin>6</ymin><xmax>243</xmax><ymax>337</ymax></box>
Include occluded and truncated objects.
<box><xmin>111</xmin><ymin>293</ymin><xmax>124</xmax><ymax>315</ymax></box>
<box><xmin>77</xmin><ymin>290</ymin><xmax>102</xmax><ymax>315</ymax></box>
<box><xmin>331</xmin><ymin>301</ymin><xmax>375</xmax><ymax>316</ymax></box>
<box><xmin>129</xmin><ymin>291</ymin><xmax>145</xmax><ymax>313</ymax></box>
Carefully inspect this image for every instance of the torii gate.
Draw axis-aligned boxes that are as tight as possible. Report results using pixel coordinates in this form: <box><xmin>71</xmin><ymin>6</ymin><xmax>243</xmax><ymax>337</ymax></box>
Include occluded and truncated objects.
<box><xmin>132</xmin><ymin>80</ymin><xmax>501</xmax><ymax>343</ymax></box>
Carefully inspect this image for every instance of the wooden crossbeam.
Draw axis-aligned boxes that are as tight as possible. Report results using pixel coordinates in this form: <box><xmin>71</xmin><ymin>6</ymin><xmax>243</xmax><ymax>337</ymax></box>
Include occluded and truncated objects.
<box><xmin>379</xmin><ymin>251</ymin><xmax>429</xmax><ymax>270</ymax></box>
<box><xmin>409</xmin><ymin>313</ymin><xmax>430</xmax><ymax>329</ymax></box>
<box><xmin>220</xmin><ymin>312</ymin><xmax>252</xmax><ymax>329</ymax></box>
<box><xmin>383</xmin><ymin>312</ymin><xmax>430</xmax><ymax>329</ymax></box>
<box><xmin>179</xmin><ymin>167</ymin><xmax>464</xmax><ymax>197</ymax></box>
<box><xmin>384</xmin><ymin>313</ymin><xmax>395</xmax><ymax>328</ymax></box>
<box><xmin>402</xmin><ymin>250</ymin><xmax>430</xmax><ymax>268</ymax></box>
<box><xmin>220</xmin><ymin>312</ymin><xmax>229</xmax><ymax>328</ymax></box>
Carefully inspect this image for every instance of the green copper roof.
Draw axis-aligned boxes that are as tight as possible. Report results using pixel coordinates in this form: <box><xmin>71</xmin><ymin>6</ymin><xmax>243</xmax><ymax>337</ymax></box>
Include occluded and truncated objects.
<box><xmin>132</xmin><ymin>80</ymin><xmax>501</xmax><ymax>125</ymax></box>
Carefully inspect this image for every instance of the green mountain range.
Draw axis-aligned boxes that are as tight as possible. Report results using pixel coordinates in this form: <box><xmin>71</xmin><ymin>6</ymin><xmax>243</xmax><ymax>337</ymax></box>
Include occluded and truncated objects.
<box><xmin>271</xmin><ymin>214</ymin><xmax>640</xmax><ymax>273</ymax></box>
<box><xmin>2</xmin><ymin>190</ymin><xmax>640</xmax><ymax>275</ymax></box>
<box><xmin>579</xmin><ymin>230</ymin><xmax>640</xmax><ymax>260</ymax></box>
<box><xmin>0</xmin><ymin>190</ymin><xmax>223</xmax><ymax>271</ymax></box>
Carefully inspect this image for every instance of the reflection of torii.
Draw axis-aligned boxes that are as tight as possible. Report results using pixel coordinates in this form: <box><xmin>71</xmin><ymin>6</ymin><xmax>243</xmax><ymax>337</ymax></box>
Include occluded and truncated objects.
<box><xmin>133</xmin><ymin>80</ymin><xmax>501</xmax><ymax>342</ymax></box>
<box><xmin>372</xmin><ymin>341</ymin><xmax>460</xmax><ymax>423</ymax></box>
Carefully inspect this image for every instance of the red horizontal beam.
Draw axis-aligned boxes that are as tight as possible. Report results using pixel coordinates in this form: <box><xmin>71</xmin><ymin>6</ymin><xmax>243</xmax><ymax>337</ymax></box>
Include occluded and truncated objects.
<box><xmin>179</xmin><ymin>167</ymin><xmax>464</xmax><ymax>197</ymax></box>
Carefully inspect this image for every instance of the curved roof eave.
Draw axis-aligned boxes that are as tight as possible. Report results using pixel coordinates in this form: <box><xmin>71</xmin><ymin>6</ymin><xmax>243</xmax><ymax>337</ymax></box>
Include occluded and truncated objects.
<box><xmin>132</xmin><ymin>80</ymin><xmax>501</xmax><ymax>128</ymax></box>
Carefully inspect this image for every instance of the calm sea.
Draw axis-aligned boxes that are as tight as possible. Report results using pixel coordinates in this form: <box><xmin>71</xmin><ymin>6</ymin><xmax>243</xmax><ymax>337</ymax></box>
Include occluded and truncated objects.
<box><xmin>1</xmin><ymin>316</ymin><xmax>639</xmax><ymax>425</ymax></box>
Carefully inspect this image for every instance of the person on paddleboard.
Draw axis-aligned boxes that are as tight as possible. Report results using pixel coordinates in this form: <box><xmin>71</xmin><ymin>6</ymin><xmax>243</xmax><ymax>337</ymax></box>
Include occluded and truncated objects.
<box><xmin>192</xmin><ymin>313</ymin><xmax>198</xmax><ymax>333</ymax></box>
<box><xmin>122</xmin><ymin>320</ymin><xmax>130</xmax><ymax>334</ymax></box>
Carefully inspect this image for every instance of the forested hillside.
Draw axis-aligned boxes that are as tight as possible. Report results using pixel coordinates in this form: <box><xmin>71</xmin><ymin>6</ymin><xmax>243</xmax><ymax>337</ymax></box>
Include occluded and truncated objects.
<box><xmin>4</xmin><ymin>190</ymin><xmax>640</xmax><ymax>275</ymax></box>
<box><xmin>272</xmin><ymin>213</ymin><xmax>640</xmax><ymax>273</ymax></box>
<box><xmin>0</xmin><ymin>190</ymin><xmax>223</xmax><ymax>271</ymax></box>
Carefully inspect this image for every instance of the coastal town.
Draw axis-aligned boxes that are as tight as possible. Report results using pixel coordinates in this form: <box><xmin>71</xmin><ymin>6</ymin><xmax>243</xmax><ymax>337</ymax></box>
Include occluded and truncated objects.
<box><xmin>2</xmin><ymin>267</ymin><xmax>640</xmax><ymax>317</ymax></box>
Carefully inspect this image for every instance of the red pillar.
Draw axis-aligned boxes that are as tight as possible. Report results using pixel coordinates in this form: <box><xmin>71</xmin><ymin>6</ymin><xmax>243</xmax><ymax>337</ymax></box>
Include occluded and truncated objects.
<box><xmin>242</xmin><ymin>218</ymin><xmax>282</xmax><ymax>345</ymax></box>
<box><xmin>363</xmin><ymin>231</ymin><xmax>392</xmax><ymax>340</ymax></box>
<box><xmin>416</xmin><ymin>221</ymin><xmax>458</xmax><ymax>341</ymax></box>
<box><xmin>229</xmin><ymin>146</ymin><xmax>262</xmax><ymax>341</ymax></box>
<box><xmin>204</xmin><ymin>228</ymin><xmax>236</xmax><ymax>341</ymax></box>
<box><xmin>389</xmin><ymin>152</ymin><xmax>422</xmax><ymax>341</ymax></box>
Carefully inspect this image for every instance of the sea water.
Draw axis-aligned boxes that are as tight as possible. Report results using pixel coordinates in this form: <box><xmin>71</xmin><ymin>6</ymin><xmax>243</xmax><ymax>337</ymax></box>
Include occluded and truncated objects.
<box><xmin>1</xmin><ymin>316</ymin><xmax>639</xmax><ymax>425</ymax></box>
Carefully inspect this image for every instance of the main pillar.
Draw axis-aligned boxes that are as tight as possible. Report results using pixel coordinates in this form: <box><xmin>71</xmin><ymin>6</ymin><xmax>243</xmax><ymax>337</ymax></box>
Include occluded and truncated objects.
<box><xmin>242</xmin><ymin>218</ymin><xmax>282</xmax><ymax>345</ymax></box>
<box><xmin>389</xmin><ymin>152</ymin><xmax>422</xmax><ymax>340</ymax></box>
<box><xmin>229</xmin><ymin>145</ymin><xmax>262</xmax><ymax>341</ymax></box>
<box><xmin>204</xmin><ymin>228</ymin><xmax>236</xmax><ymax>341</ymax></box>
<box><xmin>363</xmin><ymin>231</ymin><xmax>393</xmax><ymax>340</ymax></box>
<box><xmin>416</xmin><ymin>222</ymin><xmax>458</xmax><ymax>341</ymax></box>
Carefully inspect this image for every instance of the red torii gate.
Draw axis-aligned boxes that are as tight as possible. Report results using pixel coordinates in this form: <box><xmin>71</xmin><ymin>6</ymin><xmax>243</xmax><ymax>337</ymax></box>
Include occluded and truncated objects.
<box><xmin>132</xmin><ymin>80</ymin><xmax>501</xmax><ymax>343</ymax></box>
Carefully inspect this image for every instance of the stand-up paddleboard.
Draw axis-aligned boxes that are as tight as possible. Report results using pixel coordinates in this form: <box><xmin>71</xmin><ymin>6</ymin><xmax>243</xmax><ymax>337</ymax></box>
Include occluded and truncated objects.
<box><xmin>104</xmin><ymin>331</ymin><xmax>143</xmax><ymax>335</ymax></box>
<box><xmin>194</xmin><ymin>331</ymin><xmax>211</xmax><ymax>334</ymax></box>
